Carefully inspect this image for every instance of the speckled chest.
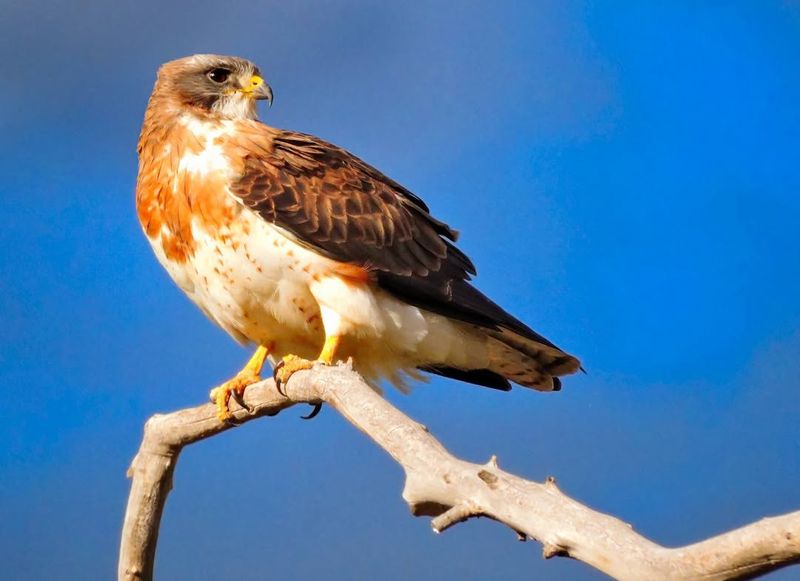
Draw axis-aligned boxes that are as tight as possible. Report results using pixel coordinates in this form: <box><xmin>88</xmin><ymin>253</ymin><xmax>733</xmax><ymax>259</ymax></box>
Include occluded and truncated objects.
<box><xmin>166</xmin><ymin>210</ymin><xmax>330</xmax><ymax>346</ymax></box>
<box><xmin>136</xmin><ymin>115</ymin><xmax>332</xmax><ymax>345</ymax></box>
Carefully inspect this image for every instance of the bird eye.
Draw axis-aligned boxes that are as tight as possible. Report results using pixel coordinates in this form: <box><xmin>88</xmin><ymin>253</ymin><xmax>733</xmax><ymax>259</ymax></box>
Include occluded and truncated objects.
<box><xmin>207</xmin><ymin>68</ymin><xmax>231</xmax><ymax>83</ymax></box>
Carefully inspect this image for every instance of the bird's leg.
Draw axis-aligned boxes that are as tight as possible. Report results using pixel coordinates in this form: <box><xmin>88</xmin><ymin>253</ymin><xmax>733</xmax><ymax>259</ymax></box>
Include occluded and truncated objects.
<box><xmin>273</xmin><ymin>335</ymin><xmax>341</xmax><ymax>393</ymax></box>
<box><xmin>209</xmin><ymin>343</ymin><xmax>271</xmax><ymax>422</ymax></box>
<box><xmin>318</xmin><ymin>333</ymin><xmax>342</xmax><ymax>365</ymax></box>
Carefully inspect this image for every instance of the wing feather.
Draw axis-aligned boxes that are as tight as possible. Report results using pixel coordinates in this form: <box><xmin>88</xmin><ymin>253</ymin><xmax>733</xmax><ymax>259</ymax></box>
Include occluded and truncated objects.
<box><xmin>227</xmin><ymin>124</ymin><xmax>578</xmax><ymax>374</ymax></box>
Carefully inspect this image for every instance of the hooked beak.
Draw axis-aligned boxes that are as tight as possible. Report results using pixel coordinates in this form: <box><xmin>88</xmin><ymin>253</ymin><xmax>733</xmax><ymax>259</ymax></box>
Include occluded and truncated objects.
<box><xmin>239</xmin><ymin>75</ymin><xmax>273</xmax><ymax>107</ymax></box>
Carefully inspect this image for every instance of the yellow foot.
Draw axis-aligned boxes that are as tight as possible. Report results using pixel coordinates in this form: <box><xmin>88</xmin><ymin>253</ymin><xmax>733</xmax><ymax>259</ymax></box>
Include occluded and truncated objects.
<box><xmin>273</xmin><ymin>354</ymin><xmax>316</xmax><ymax>392</ymax></box>
<box><xmin>273</xmin><ymin>354</ymin><xmax>326</xmax><ymax>420</ymax></box>
<box><xmin>209</xmin><ymin>344</ymin><xmax>270</xmax><ymax>422</ymax></box>
<box><xmin>272</xmin><ymin>337</ymin><xmax>341</xmax><ymax>421</ymax></box>
<box><xmin>209</xmin><ymin>370</ymin><xmax>261</xmax><ymax>422</ymax></box>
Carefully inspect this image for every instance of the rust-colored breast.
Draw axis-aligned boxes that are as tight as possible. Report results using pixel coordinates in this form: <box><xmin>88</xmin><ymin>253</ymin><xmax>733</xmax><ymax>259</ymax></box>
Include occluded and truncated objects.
<box><xmin>136</xmin><ymin>111</ymin><xmax>237</xmax><ymax>264</ymax></box>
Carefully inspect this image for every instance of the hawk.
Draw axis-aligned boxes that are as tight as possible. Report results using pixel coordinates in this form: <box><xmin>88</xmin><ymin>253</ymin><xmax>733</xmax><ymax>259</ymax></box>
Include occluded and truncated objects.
<box><xmin>136</xmin><ymin>54</ymin><xmax>581</xmax><ymax>421</ymax></box>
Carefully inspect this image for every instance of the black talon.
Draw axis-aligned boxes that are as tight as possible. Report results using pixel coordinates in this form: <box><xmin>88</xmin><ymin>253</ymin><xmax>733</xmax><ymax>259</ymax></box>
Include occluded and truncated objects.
<box><xmin>230</xmin><ymin>389</ymin><xmax>252</xmax><ymax>414</ymax></box>
<box><xmin>273</xmin><ymin>360</ymin><xmax>287</xmax><ymax>396</ymax></box>
<box><xmin>301</xmin><ymin>403</ymin><xmax>322</xmax><ymax>420</ymax></box>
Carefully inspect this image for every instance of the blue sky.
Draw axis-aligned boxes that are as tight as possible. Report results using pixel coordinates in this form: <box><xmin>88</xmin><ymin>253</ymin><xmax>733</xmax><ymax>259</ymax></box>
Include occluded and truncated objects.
<box><xmin>1</xmin><ymin>1</ymin><xmax>799</xmax><ymax>579</ymax></box>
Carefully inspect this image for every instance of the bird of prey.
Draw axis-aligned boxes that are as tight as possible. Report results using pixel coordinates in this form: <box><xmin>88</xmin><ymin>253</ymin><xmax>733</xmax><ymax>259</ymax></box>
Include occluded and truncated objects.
<box><xmin>136</xmin><ymin>54</ymin><xmax>580</xmax><ymax>421</ymax></box>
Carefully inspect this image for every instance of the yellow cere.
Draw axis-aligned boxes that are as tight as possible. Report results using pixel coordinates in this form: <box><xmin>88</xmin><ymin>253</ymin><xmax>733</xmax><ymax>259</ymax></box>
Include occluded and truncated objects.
<box><xmin>240</xmin><ymin>75</ymin><xmax>264</xmax><ymax>94</ymax></box>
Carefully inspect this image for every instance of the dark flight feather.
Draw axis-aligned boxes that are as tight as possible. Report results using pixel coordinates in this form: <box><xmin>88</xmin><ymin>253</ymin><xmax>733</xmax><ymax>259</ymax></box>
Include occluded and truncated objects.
<box><xmin>419</xmin><ymin>365</ymin><xmax>512</xmax><ymax>391</ymax></box>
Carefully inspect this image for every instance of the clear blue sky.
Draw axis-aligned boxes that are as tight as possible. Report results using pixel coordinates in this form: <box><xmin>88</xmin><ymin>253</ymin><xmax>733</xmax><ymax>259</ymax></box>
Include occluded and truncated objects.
<box><xmin>2</xmin><ymin>2</ymin><xmax>799</xmax><ymax>579</ymax></box>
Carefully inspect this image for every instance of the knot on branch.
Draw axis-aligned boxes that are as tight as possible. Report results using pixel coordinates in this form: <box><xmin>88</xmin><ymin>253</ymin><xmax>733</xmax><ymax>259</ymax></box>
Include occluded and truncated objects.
<box><xmin>477</xmin><ymin>469</ymin><xmax>499</xmax><ymax>489</ymax></box>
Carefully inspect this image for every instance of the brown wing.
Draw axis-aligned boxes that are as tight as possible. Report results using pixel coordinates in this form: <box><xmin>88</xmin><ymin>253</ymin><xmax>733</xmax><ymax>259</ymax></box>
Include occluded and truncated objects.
<box><xmin>230</xmin><ymin>129</ymin><xmax>475</xmax><ymax>279</ymax></box>
<box><xmin>228</xmin><ymin>127</ymin><xmax>579</xmax><ymax>378</ymax></box>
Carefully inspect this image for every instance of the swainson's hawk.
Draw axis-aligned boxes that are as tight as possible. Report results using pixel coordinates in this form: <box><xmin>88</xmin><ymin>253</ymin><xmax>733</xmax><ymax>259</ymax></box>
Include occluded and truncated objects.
<box><xmin>136</xmin><ymin>54</ymin><xmax>580</xmax><ymax>421</ymax></box>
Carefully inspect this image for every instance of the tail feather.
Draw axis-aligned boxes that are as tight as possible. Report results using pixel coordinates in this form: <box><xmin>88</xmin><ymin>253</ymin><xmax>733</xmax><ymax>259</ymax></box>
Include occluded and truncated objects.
<box><xmin>488</xmin><ymin>327</ymin><xmax>581</xmax><ymax>378</ymax></box>
<box><xmin>413</xmin><ymin>320</ymin><xmax>580</xmax><ymax>393</ymax></box>
<box><xmin>482</xmin><ymin>336</ymin><xmax>558</xmax><ymax>391</ymax></box>
<box><xmin>454</xmin><ymin>323</ymin><xmax>579</xmax><ymax>392</ymax></box>
<box><xmin>380</xmin><ymin>272</ymin><xmax>580</xmax><ymax>391</ymax></box>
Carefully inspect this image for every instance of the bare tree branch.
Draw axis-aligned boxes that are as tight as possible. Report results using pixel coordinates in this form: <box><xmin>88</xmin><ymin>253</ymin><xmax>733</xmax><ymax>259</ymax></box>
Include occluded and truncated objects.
<box><xmin>119</xmin><ymin>362</ymin><xmax>800</xmax><ymax>581</ymax></box>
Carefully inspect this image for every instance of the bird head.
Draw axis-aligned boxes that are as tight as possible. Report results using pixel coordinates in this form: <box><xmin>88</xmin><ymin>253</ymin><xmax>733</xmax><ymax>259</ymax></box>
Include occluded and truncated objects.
<box><xmin>154</xmin><ymin>54</ymin><xmax>273</xmax><ymax>120</ymax></box>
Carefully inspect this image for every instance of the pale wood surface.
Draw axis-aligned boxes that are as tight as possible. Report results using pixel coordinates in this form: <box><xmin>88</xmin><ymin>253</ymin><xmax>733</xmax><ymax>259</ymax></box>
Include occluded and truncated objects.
<box><xmin>119</xmin><ymin>362</ymin><xmax>800</xmax><ymax>580</ymax></box>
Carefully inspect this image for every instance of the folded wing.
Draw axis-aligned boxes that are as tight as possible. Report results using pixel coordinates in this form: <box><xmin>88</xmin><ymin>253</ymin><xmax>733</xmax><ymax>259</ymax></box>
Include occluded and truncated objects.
<box><xmin>227</xmin><ymin>126</ymin><xmax>580</xmax><ymax>389</ymax></box>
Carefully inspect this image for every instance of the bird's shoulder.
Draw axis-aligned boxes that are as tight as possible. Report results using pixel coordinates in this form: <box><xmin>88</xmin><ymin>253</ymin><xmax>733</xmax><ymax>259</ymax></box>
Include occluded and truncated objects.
<box><xmin>225</xmin><ymin>121</ymin><xmax>432</xmax><ymax>212</ymax></box>
<box><xmin>221</xmin><ymin>120</ymin><xmax>472</xmax><ymax>278</ymax></box>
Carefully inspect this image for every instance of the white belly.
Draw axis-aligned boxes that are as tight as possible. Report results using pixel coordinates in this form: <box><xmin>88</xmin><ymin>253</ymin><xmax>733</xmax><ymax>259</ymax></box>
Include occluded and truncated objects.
<box><xmin>148</xmin><ymin>208</ymin><xmax>493</xmax><ymax>388</ymax></box>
